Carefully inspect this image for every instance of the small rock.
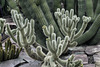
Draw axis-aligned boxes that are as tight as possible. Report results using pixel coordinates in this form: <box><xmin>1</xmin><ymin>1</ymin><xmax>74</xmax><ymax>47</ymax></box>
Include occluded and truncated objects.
<box><xmin>84</xmin><ymin>64</ymin><xmax>95</xmax><ymax>67</ymax></box>
<box><xmin>0</xmin><ymin>58</ymin><xmax>25</xmax><ymax>67</ymax></box>
<box><xmin>93</xmin><ymin>54</ymin><xmax>100</xmax><ymax>62</ymax></box>
<box><xmin>19</xmin><ymin>60</ymin><xmax>41</xmax><ymax>67</ymax></box>
<box><xmin>85</xmin><ymin>45</ymin><xmax>100</xmax><ymax>55</ymax></box>
<box><xmin>69</xmin><ymin>46</ymin><xmax>85</xmax><ymax>52</ymax></box>
<box><xmin>19</xmin><ymin>51</ymin><xmax>35</xmax><ymax>62</ymax></box>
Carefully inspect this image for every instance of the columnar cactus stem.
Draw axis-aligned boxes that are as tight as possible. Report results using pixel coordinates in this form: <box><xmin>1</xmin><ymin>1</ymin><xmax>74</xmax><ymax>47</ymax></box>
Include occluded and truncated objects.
<box><xmin>0</xmin><ymin>18</ymin><xmax>5</xmax><ymax>34</ymax></box>
<box><xmin>6</xmin><ymin>9</ymin><xmax>42</xmax><ymax>60</ymax></box>
<box><xmin>77</xmin><ymin>0</ymin><xmax>86</xmax><ymax>31</ymax></box>
<box><xmin>94</xmin><ymin>0</ymin><xmax>100</xmax><ymax>19</ymax></box>
<box><xmin>75</xmin><ymin>14</ymin><xmax>100</xmax><ymax>44</ymax></box>
<box><xmin>66</xmin><ymin>0</ymin><xmax>74</xmax><ymax>10</ymax></box>
<box><xmin>85</xmin><ymin>0</ymin><xmax>94</xmax><ymax>18</ymax></box>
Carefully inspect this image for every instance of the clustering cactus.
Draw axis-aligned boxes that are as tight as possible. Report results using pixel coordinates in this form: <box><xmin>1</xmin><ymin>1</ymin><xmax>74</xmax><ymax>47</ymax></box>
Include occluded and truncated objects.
<box><xmin>0</xmin><ymin>18</ymin><xmax>21</xmax><ymax>62</ymax></box>
<box><xmin>64</xmin><ymin>0</ymin><xmax>100</xmax><ymax>45</ymax></box>
<box><xmin>54</xmin><ymin>8</ymin><xmax>91</xmax><ymax>47</ymax></box>
<box><xmin>0</xmin><ymin>38</ymin><xmax>21</xmax><ymax>62</ymax></box>
<box><xmin>15</xmin><ymin>0</ymin><xmax>100</xmax><ymax>45</ymax></box>
<box><xmin>6</xmin><ymin>9</ymin><xmax>83</xmax><ymax>67</ymax></box>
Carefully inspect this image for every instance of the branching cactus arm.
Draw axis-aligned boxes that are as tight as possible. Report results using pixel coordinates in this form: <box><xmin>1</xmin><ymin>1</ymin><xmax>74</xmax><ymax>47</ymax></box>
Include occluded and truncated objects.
<box><xmin>42</xmin><ymin>25</ymin><xmax>54</xmax><ymax>37</ymax></box>
<box><xmin>54</xmin><ymin>8</ymin><xmax>92</xmax><ymax>47</ymax></box>
<box><xmin>74</xmin><ymin>16</ymin><xmax>91</xmax><ymax>38</ymax></box>
<box><xmin>36</xmin><ymin>29</ymin><xmax>83</xmax><ymax>67</ymax></box>
<box><xmin>6</xmin><ymin>9</ymin><xmax>42</xmax><ymax>60</ymax></box>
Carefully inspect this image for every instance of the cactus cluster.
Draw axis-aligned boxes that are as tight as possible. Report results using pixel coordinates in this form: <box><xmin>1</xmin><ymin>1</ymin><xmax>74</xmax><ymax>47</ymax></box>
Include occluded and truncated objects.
<box><xmin>54</xmin><ymin>8</ymin><xmax>91</xmax><ymax>51</ymax></box>
<box><xmin>15</xmin><ymin>0</ymin><xmax>100</xmax><ymax>45</ymax></box>
<box><xmin>0</xmin><ymin>38</ymin><xmax>21</xmax><ymax>62</ymax></box>
<box><xmin>6</xmin><ymin>9</ymin><xmax>84</xmax><ymax>67</ymax></box>
<box><xmin>0</xmin><ymin>18</ymin><xmax>21</xmax><ymax>62</ymax></box>
<box><xmin>63</xmin><ymin>0</ymin><xmax>100</xmax><ymax>45</ymax></box>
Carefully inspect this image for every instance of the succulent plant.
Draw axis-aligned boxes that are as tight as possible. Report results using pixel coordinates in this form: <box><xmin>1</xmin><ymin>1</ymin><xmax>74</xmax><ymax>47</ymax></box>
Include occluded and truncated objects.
<box><xmin>6</xmin><ymin>9</ymin><xmax>84</xmax><ymax>67</ymax></box>
<box><xmin>0</xmin><ymin>18</ymin><xmax>21</xmax><ymax>62</ymax></box>
<box><xmin>0</xmin><ymin>38</ymin><xmax>21</xmax><ymax>62</ymax></box>
<box><xmin>0</xmin><ymin>18</ymin><xmax>6</xmax><ymax>41</ymax></box>
<box><xmin>0</xmin><ymin>18</ymin><xmax>5</xmax><ymax>34</ymax></box>
<box><xmin>15</xmin><ymin>0</ymin><xmax>100</xmax><ymax>45</ymax></box>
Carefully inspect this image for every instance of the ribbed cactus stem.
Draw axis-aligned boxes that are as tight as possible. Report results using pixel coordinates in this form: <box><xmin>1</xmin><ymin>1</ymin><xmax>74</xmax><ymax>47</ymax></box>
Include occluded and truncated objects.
<box><xmin>85</xmin><ymin>0</ymin><xmax>94</xmax><ymax>18</ymax></box>
<box><xmin>94</xmin><ymin>0</ymin><xmax>100</xmax><ymax>19</ymax></box>
<box><xmin>75</xmin><ymin>14</ymin><xmax>100</xmax><ymax>44</ymax></box>
<box><xmin>0</xmin><ymin>18</ymin><xmax>5</xmax><ymax>34</ymax></box>
<box><xmin>66</xmin><ymin>0</ymin><xmax>74</xmax><ymax>10</ymax></box>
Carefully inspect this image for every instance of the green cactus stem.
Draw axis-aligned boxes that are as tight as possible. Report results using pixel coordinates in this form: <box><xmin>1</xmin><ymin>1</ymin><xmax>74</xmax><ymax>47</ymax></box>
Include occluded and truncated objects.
<box><xmin>77</xmin><ymin>0</ymin><xmax>86</xmax><ymax>31</ymax></box>
<box><xmin>6</xmin><ymin>9</ymin><xmax>83</xmax><ymax>67</ymax></box>
<box><xmin>54</xmin><ymin>8</ymin><xmax>91</xmax><ymax>47</ymax></box>
<box><xmin>66</xmin><ymin>0</ymin><xmax>74</xmax><ymax>10</ymax></box>
<box><xmin>75</xmin><ymin>14</ymin><xmax>100</xmax><ymax>44</ymax></box>
<box><xmin>6</xmin><ymin>10</ymin><xmax>42</xmax><ymax>60</ymax></box>
<box><xmin>85</xmin><ymin>0</ymin><xmax>94</xmax><ymax>18</ymax></box>
<box><xmin>0</xmin><ymin>38</ymin><xmax>21</xmax><ymax>62</ymax></box>
<box><xmin>0</xmin><ymin>18</ymin><xmax>5</xmax><ymax>34</ymax></box>
<box><xmin>94</xmin><ymin>0</ymin><xmax>100</xmax><ymax>19</ymax></box>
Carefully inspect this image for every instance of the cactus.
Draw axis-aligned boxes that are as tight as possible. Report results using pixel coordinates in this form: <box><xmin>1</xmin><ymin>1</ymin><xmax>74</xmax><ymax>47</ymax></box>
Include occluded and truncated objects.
<box><xmin>0</xmin><ymin>18</ymin><xmax>5</xmax><ymax>34</ymax></box>
<box><xmin>75</xmin><ymin>14</ymin><xmax>100</xmax><ymax>44</ymax></box>
<box><xmin>0</xmin><ymin>38</ymin><xmax>21</xmax><ymax>62</ymax></box>
<box><xmin>6</xmin><ymin>10</ymin><xmax>42</xmax><ymax>60</ymax></box>
<box><xmin>77</xmin><ymin>0</ymin><xmax>86</xmax><ymax>31</ymax></box>
<box><xmin>54</xmin><ymin>8</ymin><xmax>92</xmax><ymax>46</ymax></box>
<box><xmin>0</xmin><ymin>18</ymin><xmax>5</xmax><ymax>42</ymax></box>
<box><xmin>76</xmin><ymin>0</ymin><xmax>100</xmax><ymax>45</ymax></box>
<box><xmin>6</xmin><ymin>9</ymin><xmax>83</xmax><ymax>67</ymax></box>
<box><xmin>16</xmin><ymin>0</ymin><xmax>63</xmax><ymax>47</ymax></box>
<box><xmin>66</xmin><ymin>0</ymin><xmax>74</xmax><ymax>10</ymax></box>
<box><xmin>0</xmin><ymin>18</ymin><xmax>21</xmax><ymax>62</ymax></box>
